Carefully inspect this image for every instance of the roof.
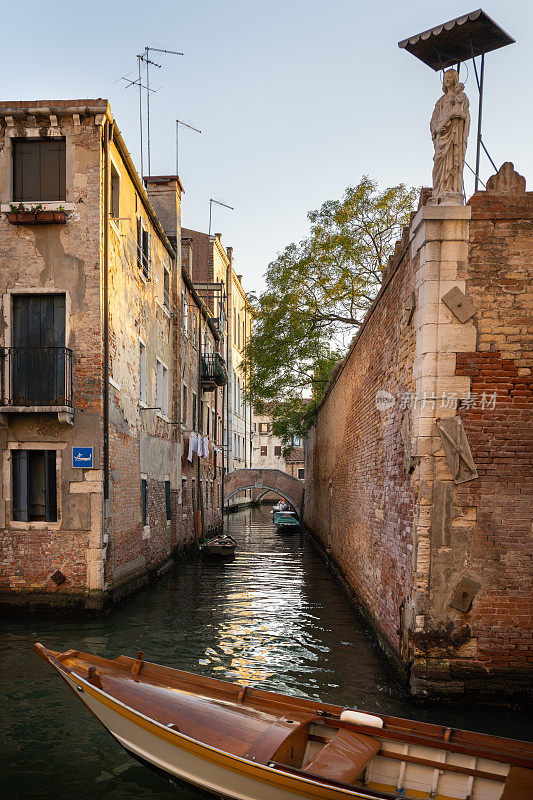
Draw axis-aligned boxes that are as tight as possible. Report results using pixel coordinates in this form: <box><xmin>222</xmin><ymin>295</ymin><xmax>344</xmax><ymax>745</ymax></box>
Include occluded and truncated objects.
<box><xmin>398</xmin><ymin>9</ymin><xmax>515</xmax><ymax>70</ymax></box>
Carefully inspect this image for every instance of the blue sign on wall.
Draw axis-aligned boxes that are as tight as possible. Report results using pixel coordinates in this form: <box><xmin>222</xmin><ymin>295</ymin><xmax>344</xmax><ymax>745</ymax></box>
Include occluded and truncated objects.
<box><xmin>72</xmin><ymin>447</ymin><xmax>94</xmax><ymax>469</ymax></box>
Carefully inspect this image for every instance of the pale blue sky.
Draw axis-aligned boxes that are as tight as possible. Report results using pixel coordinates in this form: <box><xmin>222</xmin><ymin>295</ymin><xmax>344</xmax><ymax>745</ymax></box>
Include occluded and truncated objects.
<box><xmin>4</xmin><ymin>1</ymin><xmax>530</xmax><ymax>292</ymax></box>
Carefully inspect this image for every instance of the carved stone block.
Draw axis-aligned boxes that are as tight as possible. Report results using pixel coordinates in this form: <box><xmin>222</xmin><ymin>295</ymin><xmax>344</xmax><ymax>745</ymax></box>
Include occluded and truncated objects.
<box><xmin>449</xmin><ymin>576</ymin><xmax>480</xmax><ymax>613</ymax></box>
<box><xmin>441</xmin><ymin>286</ymin><xmax>476</xmax><ymax>323</ymax></box>
<box><xmin>436</xmin><ymin>416</ymin><xmax>478</xmax><ymax>484</ymax></box>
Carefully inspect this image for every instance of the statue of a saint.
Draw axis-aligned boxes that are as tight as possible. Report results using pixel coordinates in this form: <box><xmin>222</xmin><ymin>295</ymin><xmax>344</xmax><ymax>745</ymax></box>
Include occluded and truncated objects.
<box><xmin>430</xmin><ymin>69</ymin><xmax>470</xmax><ymax>204</ymax></box>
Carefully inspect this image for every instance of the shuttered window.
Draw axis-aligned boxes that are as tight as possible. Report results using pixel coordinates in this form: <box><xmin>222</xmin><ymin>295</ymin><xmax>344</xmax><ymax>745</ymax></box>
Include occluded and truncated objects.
<box><xmin>12</xmin><ymin>449</ymin><xmax>57</xmax><ymax>522</ymax></box>
<box><xmin>13</xmin><ymin>139</ymin><xmax>66</xmax><ymax>201</ymax></box>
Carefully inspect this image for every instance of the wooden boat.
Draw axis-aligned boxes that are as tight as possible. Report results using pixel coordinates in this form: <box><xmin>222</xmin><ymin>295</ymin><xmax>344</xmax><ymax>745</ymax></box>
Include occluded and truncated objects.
<box><xmin>200</xmin><ymin>533</ymin><xmax>238</xmax><ymax>558</ymax></box>
<box><xmin>34</xmin><ymin>643</ymin><xmax>533</xmax><ymax>800</ymax></box>
<box><xmin>274</xmin><ymin>511</ymin><xmax>300</xmax><ymax>533</ymax></box>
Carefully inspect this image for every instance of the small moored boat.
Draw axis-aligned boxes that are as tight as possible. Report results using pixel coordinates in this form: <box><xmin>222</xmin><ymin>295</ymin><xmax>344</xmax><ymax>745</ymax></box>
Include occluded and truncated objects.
<box><xmin>200</xmin><ymin>533</ymin><xmax>237</xmax><ymax>558</ymax></box>
<box><xmin>34</xmin><ymin>643</ymin><xmax>533</xmax><ymax>800</ymax></box>
<box><xmin>273</xmin><ymin>510</ymin><xmax>300</xmax><ymax>533</ymax></box>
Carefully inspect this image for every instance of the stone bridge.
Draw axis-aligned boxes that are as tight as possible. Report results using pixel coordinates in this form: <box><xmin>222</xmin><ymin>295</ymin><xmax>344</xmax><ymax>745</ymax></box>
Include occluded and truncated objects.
<box><xmin>223</xmin><ymin>469</ymin><xmax>304</xmax><ymax>517</ymax></box>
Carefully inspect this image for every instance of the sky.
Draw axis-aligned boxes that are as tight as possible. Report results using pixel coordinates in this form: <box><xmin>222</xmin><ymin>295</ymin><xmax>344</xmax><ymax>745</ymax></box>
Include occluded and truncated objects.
<box><xmin>4</xmin><ymin>1</ymin><xmax>531</xmax><ymax>294</ymax></box>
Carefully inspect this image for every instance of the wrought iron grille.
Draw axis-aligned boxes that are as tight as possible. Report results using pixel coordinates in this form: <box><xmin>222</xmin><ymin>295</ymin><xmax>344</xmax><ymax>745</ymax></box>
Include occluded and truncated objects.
<box><xmin>201</xmin><ymin>353</ymin><xmax>228</xmax><ymax>387</ymax></box>
<box><xmin>0</xmin><ymin>347</ymin><xmax>73</xmax><ymax>407</ymax></box>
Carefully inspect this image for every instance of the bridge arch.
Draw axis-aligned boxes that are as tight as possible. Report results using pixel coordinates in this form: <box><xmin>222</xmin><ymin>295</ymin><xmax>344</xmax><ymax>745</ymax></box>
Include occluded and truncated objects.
<box><xmin>223</xmin><ymin>469</ymin><xmax>304</xmax><ymax>518</ymax></box>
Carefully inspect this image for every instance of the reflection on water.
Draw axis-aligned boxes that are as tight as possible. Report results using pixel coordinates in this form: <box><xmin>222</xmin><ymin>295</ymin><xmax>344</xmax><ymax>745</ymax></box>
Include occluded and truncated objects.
<box><xmin>1</xmin><ymin>505</ymin><xmax>530</xmax><ymax>800</ymax></box>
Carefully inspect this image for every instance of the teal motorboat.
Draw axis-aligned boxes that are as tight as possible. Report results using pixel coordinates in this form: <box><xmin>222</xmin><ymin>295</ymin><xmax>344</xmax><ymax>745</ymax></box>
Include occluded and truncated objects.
<box><xmin>273</xmin><ymin>510</ymin><xmax>300</xmax><ymax>534</ymax></box>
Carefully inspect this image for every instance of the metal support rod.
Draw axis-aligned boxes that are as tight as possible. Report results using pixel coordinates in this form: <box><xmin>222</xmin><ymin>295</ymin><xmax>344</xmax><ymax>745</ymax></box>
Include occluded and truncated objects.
<box><xmin>138</xmin><ymin>57</ymin><xmax>144</xmax><ymax>178</ymax></box>
<box><xmin>146</xmin><ymin>46</ymin><xmax>150</xmax><ymax>176</ymax></box>
<box><xmin>474</xmin><ymin>53</ymin><xmax>484</xmax><ymax>192</ymax></box>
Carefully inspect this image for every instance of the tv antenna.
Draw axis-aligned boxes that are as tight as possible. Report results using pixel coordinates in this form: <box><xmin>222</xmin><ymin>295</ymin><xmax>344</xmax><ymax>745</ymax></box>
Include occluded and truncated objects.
<box><xmin>119</xmin><ymin>64</ymin><xmax>161</xmax><ymax>179</ymax></box>
<box><xmin>209</xmin><ymin>199</ymin><xmax>234</xmax><ymax>237</ymax></box>
<box><xmin>139</xmin><ymin>46</ymin><xmax>184</xmax><ymax>176</ymax></box>
<box><xmin>176</xmin><ymin>119</ymin><xmax>202</xmax><ymax>177</ymax></box>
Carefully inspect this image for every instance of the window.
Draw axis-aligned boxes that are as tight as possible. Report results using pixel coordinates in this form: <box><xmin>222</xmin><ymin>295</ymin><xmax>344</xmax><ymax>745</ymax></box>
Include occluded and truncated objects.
<box><xmin>260</xmin><ymin>446</ymin><xmax>267</xmax><ymax>457</ymax></box>
<box><xmin>212</xmin><ymin>410</ymin><xmax>215</xmax><ymax>442</ymax></box>
<box><xmin>110</xmin><ymin>161</ymin><xmax>120</xmax><ymax>218</ymax></box>
<box><xmin>141</xmin><ymin>478</ymin><xmax>148</xmax><ymax>526</ymax></box>
<box><xmin>192</xmin><ymin>392</ymin><xmax>197</xmax><ymax>429</ymax></box>
<box><xmin>181</xmin><ymin>291</ymin><xmax>188</xmax><ymax>334</ymax></box>
<box><xmin>206</xmin><ymin>404</ymin><xmax>210</xmax><ymax>437</ymax></box>
<box><xmin>293</xmin><ymin>435</ymin><xmax>301</xmax><ymax>446</ymax></box>
<box><xmin>163</xmin><ymin>265</ymin><xmax>170</xmax><ymax>308</ymax></box>
<box><xmin>157</xmin><ymin>360</ymin><xmax>168</xmax><ymax>416</ymax></box>
<box><xmin>181</xmin><ymin>384</ymin><xmax>188</xmax><ymax>425</ymax></box>
<box><xmin>200</xmin><ymin>400</ymin><xmax>204</xmax><ymax>434</ymax></box>
<box><xmin>139</xmin><ymin>343</ymin><xmax>147</xmax><ymax>404</ymax></box>
<box><xmin>298</xmin><ymin>468</ymin><xmax>305</xmax><ymax>480</ymax></box>
<box><xmin>12</xmin><ymin>449</ymin><xmax>57</xmax><ymax>522</ymax></box>
<box><xmin>11</xmin><ymin>294</ymin><xmax>67</xmax><ymax>406</ymax></box>
<box><xmin>137</xmin><ymin>219</ymin><xmax>149</xmax><ymax>278</ymax></box>
<box><xmin>165</xmin><ymin>480</ymin><xmax>172</xmax><ymax>521</ymax></box>
<box><xmin>13</xmin><ymin>139</ymin><xmax>66</xmax><ymax>201</ymax></box>
<box><xmin>274</xmin><ymin>446</ymin><xmax>282</xmax><ymax>456</ymax></box>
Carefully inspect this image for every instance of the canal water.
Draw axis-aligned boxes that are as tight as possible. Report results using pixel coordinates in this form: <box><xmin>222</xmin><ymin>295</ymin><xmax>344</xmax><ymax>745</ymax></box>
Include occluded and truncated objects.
<box><xmin>1</xmin><ymin>505</ymin><xmax>530</xmax><ymax>799</ymax></box>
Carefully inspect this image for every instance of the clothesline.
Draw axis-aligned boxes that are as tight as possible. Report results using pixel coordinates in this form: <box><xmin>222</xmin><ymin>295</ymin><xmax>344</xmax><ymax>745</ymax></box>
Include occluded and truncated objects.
<box><xmin>187</xmin><ymin>432</ymin><xmax>223</xmax><ymax>461</ymax></box>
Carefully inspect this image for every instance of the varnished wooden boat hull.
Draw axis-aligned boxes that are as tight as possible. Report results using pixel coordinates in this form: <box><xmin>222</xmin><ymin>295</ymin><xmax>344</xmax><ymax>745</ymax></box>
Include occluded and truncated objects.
<box><xmin>35</xmin><ymin>644</ymin><xmax>533</xmax><ymax>800</ymax></box>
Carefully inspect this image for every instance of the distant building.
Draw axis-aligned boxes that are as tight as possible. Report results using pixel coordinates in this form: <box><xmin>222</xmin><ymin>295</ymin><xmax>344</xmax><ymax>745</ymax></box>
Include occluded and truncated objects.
<box><xmin>0</xmin><ymin>100</ymin><xmax>226</xmax><ymax>612</ymax></box>
<box><xmin>182</xmin><ymin>229</ymin><xmax>253</xmax><ymax>474</ymax></box>
<box><xmin>253</xmin><ymin>410</ymin><xmax>305</xmax><ymax>482</ymax></box>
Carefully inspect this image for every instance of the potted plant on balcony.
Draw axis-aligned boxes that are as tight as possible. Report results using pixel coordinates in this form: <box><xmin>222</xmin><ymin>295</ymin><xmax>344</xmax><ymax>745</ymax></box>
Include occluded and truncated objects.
<box><xmin>7</xmin><ymin>203</ymin><xmax>67</xmax><ymax>224</ymax></box>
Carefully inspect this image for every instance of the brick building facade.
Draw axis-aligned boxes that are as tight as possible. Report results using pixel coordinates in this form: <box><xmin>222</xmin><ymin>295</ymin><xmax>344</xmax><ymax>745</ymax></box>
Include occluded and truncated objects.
<box><xmin>0</xmin><ymin>100</ymin><xmax>225</xmax><ymax>612</ymax></box>
<box><xmin>304</xmin><ymin>164</ymin><xmax>532</xmax><ymax>700</ymax></box>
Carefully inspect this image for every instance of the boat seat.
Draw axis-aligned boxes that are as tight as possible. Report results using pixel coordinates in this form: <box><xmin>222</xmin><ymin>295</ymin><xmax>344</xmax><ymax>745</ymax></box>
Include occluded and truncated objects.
<box><xmin>500</xmin><ymin>766</ymin><xmax>533</xmax><ymax>799</ymax></box>
<box><xmin>303</xmin><ymin>729</ymin><xmax>381</xmax><ymax>783</ymax></box>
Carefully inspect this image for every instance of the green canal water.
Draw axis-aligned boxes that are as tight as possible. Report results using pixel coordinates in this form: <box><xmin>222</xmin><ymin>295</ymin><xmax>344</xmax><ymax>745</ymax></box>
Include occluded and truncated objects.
<box><xmin>1</xmin><ymin>505</ymin><xmax>530</xmax><ymax>799</ymax></box>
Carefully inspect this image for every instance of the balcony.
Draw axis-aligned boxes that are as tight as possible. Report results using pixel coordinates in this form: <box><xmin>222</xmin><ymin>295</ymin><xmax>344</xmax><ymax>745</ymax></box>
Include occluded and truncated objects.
<box><xmin>0</xmin><ymin>347</ymin><xmax>73</xmax><ymax>411</ymax></box>
<box><xmin>201</xmin><ymin>353</ymin><xmax>228</xmax><ymax>392</ymax></box>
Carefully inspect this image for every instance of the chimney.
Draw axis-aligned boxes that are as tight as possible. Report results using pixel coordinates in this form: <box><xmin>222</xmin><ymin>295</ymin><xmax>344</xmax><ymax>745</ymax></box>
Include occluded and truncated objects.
<box><xmin>226</xmin><ymin>246</ymin><xmax>233</xmax><ymax>263</ymax></box>
<box><xmin>144</xmin><ymin>175</ymin><xmax>183</xmax><ymax>252</ymax></box>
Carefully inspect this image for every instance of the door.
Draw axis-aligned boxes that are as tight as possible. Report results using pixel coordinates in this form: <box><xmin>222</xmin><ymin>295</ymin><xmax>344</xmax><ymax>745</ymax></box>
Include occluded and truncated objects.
<box><xmin>12</xmin><ymin>294</ymin><xmax>66</xmax><ymax>405</ymax></box>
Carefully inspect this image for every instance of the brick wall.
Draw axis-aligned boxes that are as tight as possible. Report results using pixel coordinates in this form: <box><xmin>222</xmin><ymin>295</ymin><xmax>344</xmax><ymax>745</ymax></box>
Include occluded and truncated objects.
<box><xmin>304</xmin><ymin>166</ymin><xmax>532</xmax><ymax>700</ymax></box>
<box><xmin>452</xmin><ymin>183</ymin><xmax>533</xmax><ymax>682</ymax></box>
<box><xmin>304</xmin><ymin>220</ymin><xmax>418</xmax><ymax>655</ymax></box>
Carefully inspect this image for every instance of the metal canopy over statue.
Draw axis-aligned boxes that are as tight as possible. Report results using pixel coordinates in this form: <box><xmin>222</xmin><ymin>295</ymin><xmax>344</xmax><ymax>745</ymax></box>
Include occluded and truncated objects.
<box><xmin>398</xmin><ymin>9</ymin><xmax>515</xmax><ymax>197</ymax></box>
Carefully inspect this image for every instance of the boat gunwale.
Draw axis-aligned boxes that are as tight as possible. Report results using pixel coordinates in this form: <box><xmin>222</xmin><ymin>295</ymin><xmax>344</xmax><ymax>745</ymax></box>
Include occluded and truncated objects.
<box><xmin>43</xmin><ymin>657</ymin><xmax>388</xmax><ymax>800</ymax></box>
<box><xmin>35</xmin><ymin>645</ymin><xmax>533</xmax><ymax>770</ymax></box>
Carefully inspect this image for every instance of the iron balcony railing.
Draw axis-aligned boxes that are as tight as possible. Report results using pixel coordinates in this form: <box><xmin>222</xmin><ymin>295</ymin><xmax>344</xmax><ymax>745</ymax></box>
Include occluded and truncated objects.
<box><xmin>0</xmin><ymin>347</ymin><xmax>73</xmax><ymax>408</ymax></box>
<box><xmin>201</xmin><ymin>353</ymin><xmax>228</xmax><ymax>388</ymax></box>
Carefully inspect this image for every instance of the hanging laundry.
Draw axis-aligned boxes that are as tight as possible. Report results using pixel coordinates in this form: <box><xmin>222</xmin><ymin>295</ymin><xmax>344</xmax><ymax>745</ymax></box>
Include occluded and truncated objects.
<box><xmin>202</xmin><ymin>435</ymin><xmax>209</xmax><ymax>458</ymax></box>
<box><xmin>188</xmin><ymin>432</ymin><xmax>197</xmax><ymax>462</ymax></box>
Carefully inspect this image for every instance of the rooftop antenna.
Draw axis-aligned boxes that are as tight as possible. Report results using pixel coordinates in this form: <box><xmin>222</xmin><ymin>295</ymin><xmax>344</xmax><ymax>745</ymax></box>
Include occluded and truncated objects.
<box><xmin>120</xmin><ymin>63</ymin><xmax>160</xmax><ymax>178</ymax></box>
<box><xmin>139</xmin><ymin>46</ymin><xmax>184</xmax><ymax>176</ymax></box>
<box><xmin>398</xmin><ymin>9</ymin><xmax>515</xmax><ymax>191</ymax></box>
<box><xmin>209</xmin><ymin>199</ymin><xmax>234</xmax><ymax>238</ymax></box>
<box><xmin>176</xmin><ymin>119</ymin><xmax>202</xmax><ymax>178</ymax></box>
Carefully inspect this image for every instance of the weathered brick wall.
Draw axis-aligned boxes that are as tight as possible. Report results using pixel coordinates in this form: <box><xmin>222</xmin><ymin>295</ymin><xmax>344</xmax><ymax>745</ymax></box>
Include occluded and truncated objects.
<box><xmin>304</xmin><ymin>222</ymin><xmax>418</xmax><ymax>656</ymax></box>
<box><xmin>452</xmin><ymin>184</ymin><xmax>533</xmax><ymax>681</ymax></box>
<box><xmin>0</xmin><ymin>106</ymin><xmax>104</xmax><ymax>608</ymax></box>
<box><xmin>304</xmin><ymin>168</ymin><xmax>532</xmax><ymax>699</ymax></box>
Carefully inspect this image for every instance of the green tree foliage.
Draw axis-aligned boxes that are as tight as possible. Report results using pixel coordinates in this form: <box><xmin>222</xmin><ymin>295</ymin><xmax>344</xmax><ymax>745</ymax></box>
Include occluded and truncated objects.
<box><xmin>246</xmin><ymin>177</ymin><xmax>417</xmax><ymax>448</ymax></box>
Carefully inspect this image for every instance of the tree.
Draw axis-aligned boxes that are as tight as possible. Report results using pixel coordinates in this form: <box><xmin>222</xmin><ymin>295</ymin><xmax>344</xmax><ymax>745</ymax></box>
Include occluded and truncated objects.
<box><xmin>246</xmin><ymin>177</ymin><xmax>417</xmax><ymax>448</ymax></box>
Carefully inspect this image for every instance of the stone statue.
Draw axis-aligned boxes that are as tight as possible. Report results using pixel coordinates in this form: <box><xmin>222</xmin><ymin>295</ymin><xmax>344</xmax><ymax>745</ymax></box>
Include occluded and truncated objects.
<box><xmin>430</xmin><ymin>69</ymin><xmax>470</xmax><ymax>204</ymax></box>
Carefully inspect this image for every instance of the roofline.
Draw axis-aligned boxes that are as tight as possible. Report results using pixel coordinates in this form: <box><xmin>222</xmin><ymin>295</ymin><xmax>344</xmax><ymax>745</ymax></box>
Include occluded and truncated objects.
<box><xmin>0</xmin><ymin>99</ymin><xmax>176</xmax><ymax>262</ymax></box>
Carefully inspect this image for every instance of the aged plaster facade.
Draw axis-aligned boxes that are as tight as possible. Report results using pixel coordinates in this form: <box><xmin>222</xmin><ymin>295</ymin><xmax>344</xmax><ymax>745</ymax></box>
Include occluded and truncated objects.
<box><xmin>182</xmin><ymin>228</ymin><xmax>253</xmax><ymax>475</ymax></box>
<box><xmin>304</xmin><ymin>166</ymin><xmax>532</xmax><ymax>700</ymax></box>
<box><xmin>0</xmin><ymin>100</ymin><xmax>224</xmax><ymax>611</ymax></box>
<box><xmin>253</xmin><ymin>410</ymin><xmax>305</xmax><ymax>483</ymax></box>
